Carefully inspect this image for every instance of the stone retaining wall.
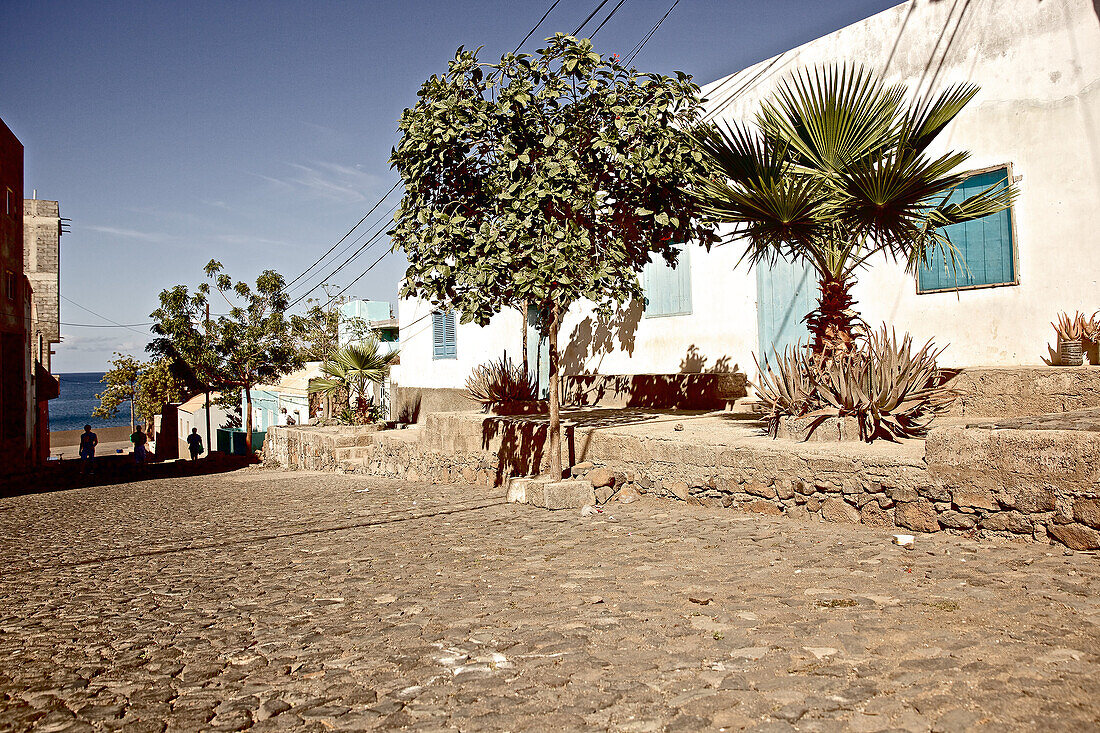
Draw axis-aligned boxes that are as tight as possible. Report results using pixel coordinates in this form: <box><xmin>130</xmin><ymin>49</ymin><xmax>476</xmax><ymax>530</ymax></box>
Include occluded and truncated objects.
<box><xmin>944</xmin><ymin>366</ymin><xmax>1100</xmax><ymax>417</ymax></box>
<box><xmin>264</xmin><ymin>413</ymin><xmax>1100</xmax><ymax>550</ymax></box>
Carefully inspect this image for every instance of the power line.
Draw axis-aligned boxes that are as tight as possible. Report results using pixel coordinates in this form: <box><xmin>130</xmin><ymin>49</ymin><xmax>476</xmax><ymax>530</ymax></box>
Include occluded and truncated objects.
<box><xmin>60</xmin><ymin>295</ymin><xmax>150</xmax><ymax>336</ymax></box>
<box><xmin>624</xmin><ymin>0</ymin><xmax>680</xmax><ymax>66</ymax></box>
<box><xmin>589</xmin><ymin>0</ymin><xmax>630</xmax><ymax>39</ymax></box>
<box><xmin>513</xmin><ymin>0</ymin><xmax>563</xmax><ymax>53</ymax></box>
<box><xmin>287</xmin><ymin>207</ymin><xmax>397</xmax><ymax>308</ymax></box>
<box><xmin>314</xmin><ymin>0</ymin><xmax>647</xmax><ymax>306</ymax></box>
<box><xmin>572</xmin><ymin>0</ymin><xmax>613</xmax><ymax>36</ymax></box>
<box><xmin>285</xmin><ymin>200</ymin><xmax>399</xmax><ymax>296</ymax></box>
<box><xmin>283</xmin><ymin>179</ymin><xmax>404</xmax><ymax>288</ymax></box>
<box><xmin>61</xmin><ymin>321</ymin><xmax>154</xmax><ymax>328</ymax></box>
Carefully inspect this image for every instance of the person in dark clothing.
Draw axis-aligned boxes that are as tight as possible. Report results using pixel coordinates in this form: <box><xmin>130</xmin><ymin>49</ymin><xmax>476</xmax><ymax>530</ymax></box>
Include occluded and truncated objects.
<box><xmin>187</xmin><ymin>428</ymin><xmax>204</xmax><ymax>460</ymax></box>
<box><xmin>79</xmin><ymin>425</ymin><xmax>97</xmax><ymax>474</ymax></box>
<box><xmin>130</xmin><ymin>429</ymin><xmax>148</xmax><ymax>464</ymax></box>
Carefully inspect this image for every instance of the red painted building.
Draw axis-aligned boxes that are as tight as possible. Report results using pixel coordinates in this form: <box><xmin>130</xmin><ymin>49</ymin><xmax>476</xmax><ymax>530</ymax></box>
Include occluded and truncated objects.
<box><xmin>0</xmin><ymin>117</ymin><xmax>34</xmax><ymax>472</ymax></box>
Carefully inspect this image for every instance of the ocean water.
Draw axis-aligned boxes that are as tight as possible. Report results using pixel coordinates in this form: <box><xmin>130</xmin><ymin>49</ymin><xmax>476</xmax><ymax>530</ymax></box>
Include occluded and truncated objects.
<box><xmin>50</xmin><ymin>372</ymin><xmax>132</xmax><ymax>432</ymax></box>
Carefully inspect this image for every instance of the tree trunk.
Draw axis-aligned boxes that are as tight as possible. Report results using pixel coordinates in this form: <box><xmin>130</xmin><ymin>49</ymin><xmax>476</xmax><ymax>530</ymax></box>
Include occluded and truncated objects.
<box><xmin>129</xmin><ymin>398</ymin><xmax>135</xmax><ymax>434</ymax></box>
<box><xmin>547</xmin><ymin>303</ymin><xmax>563</xmax><ymax>480</ymax></box>
<box><xmin>521</xmin><ymin>301</ymin><xmax>529</xmax><ymax>378</ymax></box>
<box><xmin>244</xmin><ymin>386</ymin><xmax>253</xmax><ymax>454</ymax></box>
<box><xmin>806</xmin><ymin>272</ymin><xmax>860</xmax><ymax>357</ymax></box>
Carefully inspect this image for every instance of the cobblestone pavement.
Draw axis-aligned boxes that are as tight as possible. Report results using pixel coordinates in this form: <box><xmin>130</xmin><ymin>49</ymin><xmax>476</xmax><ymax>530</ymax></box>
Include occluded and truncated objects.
<box><xmin>1</xmin><ymin>469</ymin><xmax>1098</xmax><ymax>732</ymax></box>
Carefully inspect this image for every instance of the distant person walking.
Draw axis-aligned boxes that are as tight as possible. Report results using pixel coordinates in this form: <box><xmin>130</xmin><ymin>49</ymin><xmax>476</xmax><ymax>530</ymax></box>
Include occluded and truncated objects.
<box><xmin>130</xmin><ymin>428</ymin><xmax>148</xmax><ymax>465</ymax></box>
<box><xmin>79</xmin><ymin>425</ymin><xmax>97</xmax><ymax>474</ymax></box>
<box><xmin>187</xmin><ymin>428</ymin><xmax>204</xmax><ymax>460</ymax></box>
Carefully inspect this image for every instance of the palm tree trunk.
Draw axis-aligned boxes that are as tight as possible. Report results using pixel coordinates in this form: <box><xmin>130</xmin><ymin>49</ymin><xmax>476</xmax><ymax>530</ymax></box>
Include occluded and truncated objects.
<box><xmin>807</xmin><ymin>273</ymin><xmax>860</xmax><ymax>356</ymax></box>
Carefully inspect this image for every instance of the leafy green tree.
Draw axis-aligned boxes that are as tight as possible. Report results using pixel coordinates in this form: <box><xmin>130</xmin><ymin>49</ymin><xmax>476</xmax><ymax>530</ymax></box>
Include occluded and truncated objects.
<box><xmin>135</xmin><ymin>357</ymin><xmax>188</xmax><ymax>428</ymax></box>
<box><xmin>390</xmin><ymin>35</ymin><xmax>716</xmax><ymax>479</ymax></box>
<box><xmin>290</xmin><ymin>299</ymin><xmax>377</xmax><ymax>363</ymax></box>
<box><xmin>148</xmin><ymin>260</ymin><xmax>301</xmax><ymax>453</ymax></box>
<box><xmin>92</xmin><ymin>353</ymin><xmax>141</xmax><ymax>432</ymax></box>
<box><xmin>691</xmin><ymin>65</ymin><xmax>1016</xmax><ymax>356</ymax></box>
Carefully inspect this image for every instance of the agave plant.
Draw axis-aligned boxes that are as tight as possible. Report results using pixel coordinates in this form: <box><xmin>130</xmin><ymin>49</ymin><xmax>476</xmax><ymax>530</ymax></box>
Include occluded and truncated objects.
<box><xmin>465</xmin><ymin>356</ymin><xmax>538</xmax><ymax>409</ymax></box>
<box><xmin>754</xmin><ymin>325</ymin><xmax>955</xmax><ymax>442</ymax></box>
<box><xmin>1052</xmin><ymin>311</ymin><xmax>1086</xmax><ymax>342</ymax></box>
<box><xmin>691</xmin><ymin>64</ymin><xmax>1017</xmax><ymax>356</ymax></box>
<box><xmin>1081</xmin><ymin>312</ymin><xmax>1100</xmax><ymax>344</ymax></box>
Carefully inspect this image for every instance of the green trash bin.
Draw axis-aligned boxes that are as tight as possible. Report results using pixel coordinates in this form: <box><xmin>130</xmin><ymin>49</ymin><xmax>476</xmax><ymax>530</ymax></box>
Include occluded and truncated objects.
<box><xmin>216</xmin><ymin>428</ymin><xmax>266</xmax><ymax>455</ymax></box>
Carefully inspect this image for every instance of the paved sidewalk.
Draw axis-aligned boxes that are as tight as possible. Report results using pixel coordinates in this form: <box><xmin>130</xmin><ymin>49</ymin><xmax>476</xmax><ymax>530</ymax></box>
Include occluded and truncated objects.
<box><xmin>0</xmin><ymin>469</ymin><xmax>1097</xmax><ymax>731</ymax></box>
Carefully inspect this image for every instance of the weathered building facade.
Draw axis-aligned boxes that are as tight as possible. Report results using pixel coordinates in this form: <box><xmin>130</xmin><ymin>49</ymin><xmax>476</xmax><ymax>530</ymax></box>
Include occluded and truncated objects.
<box><xmin>392</xmin><ymin>0</ymin><xmax>1100</xmax><ymax>410</ymax></box>
<box><xmin>23</xmin><ymin>198</ymin><xmax>61</xmax><ymax>372</ymax></box>
<box><xmin>0</xmin><ymin>117</ymin><xmax>33</xmax><ymax>470</ymax></box>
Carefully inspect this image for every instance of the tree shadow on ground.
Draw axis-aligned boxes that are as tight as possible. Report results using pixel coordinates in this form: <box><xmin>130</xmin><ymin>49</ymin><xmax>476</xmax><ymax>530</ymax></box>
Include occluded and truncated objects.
<box><xmin>0</xmin><ymin>453</ymin><xmax>257</xmax><ymax>498</ymax></box>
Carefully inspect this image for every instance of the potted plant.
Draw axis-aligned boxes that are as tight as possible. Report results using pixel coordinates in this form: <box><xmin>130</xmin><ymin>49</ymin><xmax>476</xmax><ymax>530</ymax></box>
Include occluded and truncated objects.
<box><xmin>1052</xmin><ymin>312</ymin><xmax>1086</xmax><ymax>366</ymax></box>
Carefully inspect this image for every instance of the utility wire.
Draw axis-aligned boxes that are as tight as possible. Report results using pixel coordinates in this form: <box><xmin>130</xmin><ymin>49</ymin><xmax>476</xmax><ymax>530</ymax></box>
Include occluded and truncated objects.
<box><xmin>513</xmin><ymin>0</ymin><xmax>563</xmax><ymax>53</ymax></box>
<box><xmin>60</xmin><ymin>295</ymin><xmax>151</xmax><ymax>336</ymax></box>
<box><xmin>288</xmin><ymin>207</ymin><xmax>397</xmax><ymax>308</ymax></box>
<box><xmin>572</xmin><ymin>0</ymin><xmax>613</xmax><ymax>35</ymax></box>
<box><xmin>313</xmin><ymin>0</ymin><xmax>642</xmax><ymax>306</ymax></box>
<box><xmin>285</xmin><ymin>201</ymin><xmax>399</xmax><ymax>296</ymax></box>
<box><xmin>283</xmin><ymin>181</ymin><xmax>401</xmax><ymax>290</ymax></box>
<box><xmin>624</xmin><ymin>0</ymin><xmax>680</xmax><ymax>66</ymax></box>
<box><xmin>61</xmin><ymin>321</ymin><xmax>155</xmax><ymax>328</ymax></box>
<box><xmin>589</xmin><ymin>0</ymin><xmax>630</xmax><ymax>38</ymax></box>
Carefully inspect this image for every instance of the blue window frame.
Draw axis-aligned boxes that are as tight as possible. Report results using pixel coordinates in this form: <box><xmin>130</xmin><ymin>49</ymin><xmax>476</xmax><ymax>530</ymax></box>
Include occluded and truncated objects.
<box><xmin>918</xmin><ymin>165</ymin><xmax>1018</xmax><ymax>293</ymax></box>
<box><xmin>431</xmin><ymin>310</ymin><xmax>457</xmax><ymax>359</ymax></box>
<box><xmin>643</xmin><ymin>245</ymin><xmax>692</xmax><ymax>317</ymax></box>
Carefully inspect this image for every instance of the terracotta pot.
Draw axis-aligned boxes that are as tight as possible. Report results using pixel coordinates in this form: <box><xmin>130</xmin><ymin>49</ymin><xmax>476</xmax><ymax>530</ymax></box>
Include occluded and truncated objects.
<box><xmin>1058</xmin><ymin>338</ymin><xmax>1083</xmax><ymax>366</ymax></box>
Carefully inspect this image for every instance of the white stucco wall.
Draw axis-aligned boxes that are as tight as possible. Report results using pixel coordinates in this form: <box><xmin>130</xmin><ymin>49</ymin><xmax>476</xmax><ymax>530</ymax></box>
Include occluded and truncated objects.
<box><xmin>396</xmin><ymin>0</ymin><xmax>1100</xmax><ymax>390</ymax></box>
<box><xmin>702</xmin><ymin>0</ymin><xmax>1100</xmax><ymax>367</ymax></box>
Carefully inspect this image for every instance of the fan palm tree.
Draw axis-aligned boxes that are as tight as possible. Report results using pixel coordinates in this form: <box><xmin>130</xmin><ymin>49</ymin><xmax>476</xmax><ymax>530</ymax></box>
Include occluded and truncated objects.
<box><xmin>691</xmin><ymin>65</ymin><xmax>1017</xmax><ymax>355</ymax></box>
<box><xmin>308</xmin><ymin>339</ymin><xmax>400</xmax><ymax>414</ymax></box>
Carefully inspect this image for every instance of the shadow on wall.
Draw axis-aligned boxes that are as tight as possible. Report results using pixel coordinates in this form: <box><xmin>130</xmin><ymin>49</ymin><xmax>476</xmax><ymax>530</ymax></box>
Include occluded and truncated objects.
<box><xmin>564</xmin><ymin>345</ymin><xmax>746</xmax><ymax>410</ymax></box>
<box><xmin>559</xmin><ymin>299</ymin><xmax>643</xmax><ymax>377</ymax></box>
<box><xmin>679</xmin><ymin>344</ymin><xmax>734</xmax><ymax>374</ymax></box>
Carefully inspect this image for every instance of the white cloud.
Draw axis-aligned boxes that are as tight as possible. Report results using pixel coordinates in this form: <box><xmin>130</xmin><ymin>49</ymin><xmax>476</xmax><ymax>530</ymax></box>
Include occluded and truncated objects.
<box><xmin>83</xmin><ymin>225</ymin><xmax>171</xmax><ymax>243</ymax></box>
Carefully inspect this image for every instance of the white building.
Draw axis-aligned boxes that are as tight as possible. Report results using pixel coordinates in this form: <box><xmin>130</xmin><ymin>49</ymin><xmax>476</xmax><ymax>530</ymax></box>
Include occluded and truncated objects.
<box><xmin>177</xmin><ymin>393</ymin><xmax>233</xmax><ymax>457</ymax></box>
<box><xmin>392</xmin><ymin>0</ymin><xmax>1100</xmax><ymax>412</ymax></box>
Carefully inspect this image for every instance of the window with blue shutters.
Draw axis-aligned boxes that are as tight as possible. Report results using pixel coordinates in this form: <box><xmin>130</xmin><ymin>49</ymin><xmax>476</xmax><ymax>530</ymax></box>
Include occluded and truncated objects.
<box><xmin>643</xmin><ymin>245</ymin><xmax>692</xmax><ymax>317</ymax></box>
<box><xmin>918</xmin><ymin>165</ymin><xmax>1018</xmax><ymax>293</ymax></box>
<box><xmin>432</xmin><ymin>310</ymin><xmax>457</xmax><ymax>359</ymax></box>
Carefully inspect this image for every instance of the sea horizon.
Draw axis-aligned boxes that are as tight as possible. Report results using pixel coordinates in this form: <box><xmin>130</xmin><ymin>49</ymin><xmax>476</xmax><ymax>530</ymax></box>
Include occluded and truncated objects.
<box><xmin>49</xmin><ymin>371</ymin><xmax>133</xmax><ymax>433</ymax></box>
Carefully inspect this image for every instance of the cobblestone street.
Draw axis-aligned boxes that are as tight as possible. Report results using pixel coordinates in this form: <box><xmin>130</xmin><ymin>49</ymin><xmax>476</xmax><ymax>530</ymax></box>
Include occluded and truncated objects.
<box><xmin>1</xmin><ymin>469</ymin><xmax>1098</xmax><ymax>732</ymax></box>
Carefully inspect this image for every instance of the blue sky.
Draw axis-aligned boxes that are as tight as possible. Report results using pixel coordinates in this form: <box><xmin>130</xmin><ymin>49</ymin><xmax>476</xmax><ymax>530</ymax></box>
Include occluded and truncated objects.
<box><xmin>0</xmin><ymin>0</ymin><xmax>900</xmax><ymax>372</ymax></box>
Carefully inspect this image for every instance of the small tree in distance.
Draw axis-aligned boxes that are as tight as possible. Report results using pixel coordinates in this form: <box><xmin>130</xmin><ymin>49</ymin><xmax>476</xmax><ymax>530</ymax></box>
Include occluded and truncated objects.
<box><xmin>149</xmin><ymin>260</ymin><xmax>301</xmax><ymax>454</ymax></box>
<box><xmin>92</xmin><ymin>353</ymin><xmax>141</xmax><ymax>432</ymax></box>
<box><xmin>390</xmin><ymin>35</ymin><xmax>716</xmax><ymax>479</ymax></box>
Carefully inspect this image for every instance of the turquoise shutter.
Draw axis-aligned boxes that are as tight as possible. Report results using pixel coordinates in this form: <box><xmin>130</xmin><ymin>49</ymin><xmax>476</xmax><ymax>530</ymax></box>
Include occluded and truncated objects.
<box><xmin>432</xmin><ymin>311</ymin><xmax>445</xmax><ymax>359</ymax></box>
<box><xmin>919</xmin><ymin>168</ymin><xmax>1015</xmax><ymax>291</ymax></box>
<box><xmin>643</xmin><ymin>245</ymin><xmax>692</xmax><ymax>317</ymax></box>
<box><xmin>432</xmin><ymin>310</ymin><xmax>457</xmax><ymax>359</ymax></box>
<box><xmin>443</xmin><ymin>311</ymin><xmax>457</xmax><ymax>358</ymax></box>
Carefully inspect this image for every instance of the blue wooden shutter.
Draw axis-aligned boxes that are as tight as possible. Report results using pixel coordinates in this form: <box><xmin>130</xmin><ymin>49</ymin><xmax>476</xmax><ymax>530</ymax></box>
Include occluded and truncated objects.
<box><xmin>918</xmin><ymin>167</ymin><xmax>1015</xmax><ymax>292</ymax></box>
<box><xmin>443</xmin><ymin>311</ymin><xmax>457</xmax><ymax>358</ymax></box>
<box><xmin>643</xmin><ymin>245</ymin><xmax>692</xmax><ymax>317</ymax></box>
<box><xmin>432</xmin><ymin>310</ymin><xmax>457</xmax><ymax>359</ymax></box>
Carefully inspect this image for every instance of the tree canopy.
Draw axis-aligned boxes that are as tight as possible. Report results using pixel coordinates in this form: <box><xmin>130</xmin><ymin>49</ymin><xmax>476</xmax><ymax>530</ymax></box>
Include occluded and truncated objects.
<box><xmin>390</xmin><ymin>34</ymin><xmax>716</xmax><ymax>478</ymax></box>
<box><xmin>148</xmin><ymin>260</ymin><xmax>301</xmax><ymax>452</ymax></box>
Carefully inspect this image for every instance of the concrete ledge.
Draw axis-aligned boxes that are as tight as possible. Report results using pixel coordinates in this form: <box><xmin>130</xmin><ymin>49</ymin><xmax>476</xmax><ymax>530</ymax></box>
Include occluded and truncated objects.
<box><xmin>563</xmin><ymin>372</ymin><xmax>748</xmax><ymax>409</ymax></box>
<box><xmin>944</xmin><ymin>366</ymin><xmax>1100</xmax><ymax>418</ymax></box>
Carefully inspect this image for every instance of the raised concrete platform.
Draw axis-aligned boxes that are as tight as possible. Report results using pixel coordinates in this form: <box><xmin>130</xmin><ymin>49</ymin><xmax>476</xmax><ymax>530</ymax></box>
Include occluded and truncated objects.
<box><xmin>265</xmin><ymin>369</ymin><xmax>1100</xmax><ymax>551</ymax></box>
<box><xmin>943</xmin><ymin>365</ymin><xmax>1100</xmax><ymax>418</ymax></box>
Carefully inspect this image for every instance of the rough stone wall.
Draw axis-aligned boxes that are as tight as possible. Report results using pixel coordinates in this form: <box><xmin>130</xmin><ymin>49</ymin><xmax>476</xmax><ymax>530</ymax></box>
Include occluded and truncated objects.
<box><xmin>264</xmin><ymin>415</ymin><xmax>1100</xmax><ymax>550</ymax></box>
<box><xmin>22</xmin><ymin>199</ymin><xmax>60</xmax><ymax>371</ymax></box>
